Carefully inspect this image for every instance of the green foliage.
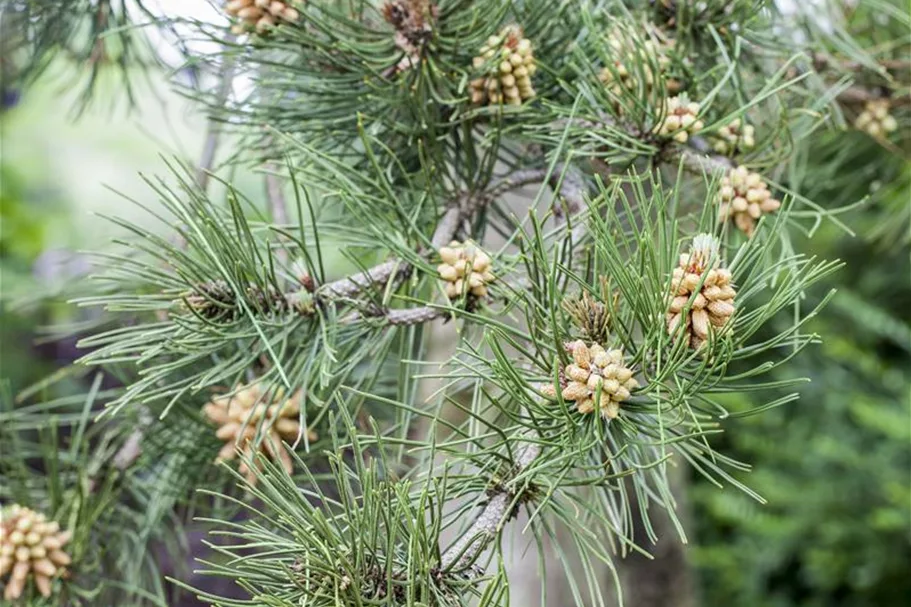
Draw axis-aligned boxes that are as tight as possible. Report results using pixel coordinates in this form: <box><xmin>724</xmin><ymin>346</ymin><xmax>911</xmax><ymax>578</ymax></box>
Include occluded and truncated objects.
<box><xmin>691</xmin><ymin>131</ymin><xmax>911</xmax><ymax>605</ymax></box>
<box><xmin>0</xmin><ymin>383</ymin><xmax>172</xmax><ymax>606</ymax></box>
<box><xmin>1</xmin><ymin>0</ymin><xmax>909</xmax><ymax>606</ymax></box>
<box><xmin>691</xmin><ymin>266</ymin><xmax>911</xmax><ymax>605</ymax></box>
<box><xmin>0</xmin><ymin>164</ymin><xmax>60</xmax><ymax>396</ymax></box>
<box><xmin>0</xmin><ymin>166</ymin><xmax>48</xmax><ymax>263</ymax></box>
<box><xmin>175</xmin><ymin>426</ymin><xmax>501</xmax><ymax>607</ymax></box>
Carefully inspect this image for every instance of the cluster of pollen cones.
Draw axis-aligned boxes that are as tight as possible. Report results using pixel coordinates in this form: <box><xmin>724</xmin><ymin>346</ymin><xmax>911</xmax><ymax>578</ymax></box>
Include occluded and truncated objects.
<box><xmin>716</xmin><ymin>165</ymin><xmax>781</xmax><ymax>236</ymax></box>
<box><xmin>656</xmin><ymin>95</ymin><xmax>704</xmax><ymax>143</ymax></box>
<box><xmin>224</xmin><ymin>0</ymin><xmax>299</xmax><ymax>34</ymax></box>
<box><xmin>666</xmin><ymin>235</ymin><xmax>736</xmax><ymax>349</ymax></box>
<box><xmin>541</xmin><ymin>340</ymin><xmax>638</xmax><ymax>420</ymax></box>
<box><xmin>1</xmin><ymin>505</ymin><xmax>71</xmax><ymax>601</ymax></box>
<box><xmin>203</xmin><ymin>383</ymin><xmax>316</xmax><ymax>483</ymax></box>
<box><xmin>437</xmin><ymin>241</ymin><xmax>495</xmax><ymax>299</ymax></box>
<box><xmin>469</xmin><ymin>25</ymin><xmax>537</xmax><ymax>106</ymax></box>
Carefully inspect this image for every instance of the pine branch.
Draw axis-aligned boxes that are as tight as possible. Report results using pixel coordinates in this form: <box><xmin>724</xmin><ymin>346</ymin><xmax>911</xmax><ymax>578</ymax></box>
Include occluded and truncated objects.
<box><xmin>836</xmin><ymin>86</ymin><xmax>911</xmax><ymax>106</ymax></box>
<box><xmin>89</xmin><ymin>408</ymin><xmax>153</xmax><ymax>492</ymax></box>
<box><xmin>487</xmin><ymin>168</ymin><xmax>550</xmax><ymax>198</ymax></box>
<box><xmin>111</xmin><ymin>430</ymin><xmax>143</xmax><ymax>471</ymax></box>
<box><xmin>551</xmin><ymin>163</ymin><xmax>587</xmax><ymax>219</ymax></box>
<box><xmin>318</xmin><ymin>259</ymin><xmax>412</xmax><ymax>301</ymax></box>
<box><xmin>385</xmin><ymin>306</ymin><xmax>444</xmax><ymax>325</ymax></box>
<box><xmin>559</xmin><ymin>115</ymin><xmax>734</xmax><ymax>174</ymax></box>
<box><xmin>32</xmin><ymin>4</ymin><xmax>876</xmax><ymax>603</ymax></box>
<box><xmin>343</xmin><ymin>305</ymin><xmax>445</xmax><ymax>326</ymax></box>
<box><xmin>811</xmin><ymin>52</ymin><xmax>911</xmax><ymax>73</ymax></box>
<box><xmin>681</xmin><ymin>136</ymin><xmax>735</xmax><ymax>172</ymax></box>
<box><xmin>440</xmin><ymin>434</ymin><xmax>541</xmax><ymax>573</ymax></box>
<box><xmin>316</xmin><ymin>169</ymin><xmax>550</xmax><ymax>300</ymax></box>
<box><xmin>322</xmin><ymin>166</ymin><xmax>584</xmax><ymax>327</ymax></box>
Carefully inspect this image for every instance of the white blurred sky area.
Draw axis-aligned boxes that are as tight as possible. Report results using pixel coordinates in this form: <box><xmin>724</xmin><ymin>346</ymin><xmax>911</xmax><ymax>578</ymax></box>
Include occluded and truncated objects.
<box><xmin>145</xmin><ymin>0</ymin><xmax>225</xmax><ymax>65</ymax></box>
<box><xmin>144</xmin><ymin>0</ymin><xmax>253</xmax><ymax>98</ymax></box>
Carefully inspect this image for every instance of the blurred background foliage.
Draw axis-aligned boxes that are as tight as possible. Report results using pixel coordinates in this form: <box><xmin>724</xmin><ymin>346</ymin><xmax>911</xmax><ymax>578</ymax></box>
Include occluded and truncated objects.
<box><xmin>0</xmin><ymin>160</ymin><xmax>58</xmax><ymax>395</ymax></box>
<box><xmin>1</xmin><ymin>4</ymin><xmax>909</xmax><ymax>607</ymax></box>
<box><xmin>690</xmin><ymin>128</ymin><xmax>911</xmax><ymax>606</ymax></box>
<box><xmin>1</xmin><ymin>60</ymin><xmax>201</xmax><ymax>398</ymax></box>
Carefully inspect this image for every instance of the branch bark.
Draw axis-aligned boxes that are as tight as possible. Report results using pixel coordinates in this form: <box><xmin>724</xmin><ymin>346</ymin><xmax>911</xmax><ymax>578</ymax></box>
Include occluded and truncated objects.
<box><xmin>385</xmin><ymin>306</ymin><xmax>445</xmax><ymax>325</ymax></box>
<box><xmin>551</xmin><ymin>163</ymin><xmax>587</xmax><ymax>219</ymax></box>
<box><xmin>835</xmin><ymin>85</ymin><xmax>911</xmax><ymax>106</ymax></box>
<box><xmin>680</xmin><ymin>136</ymin><xmax>734</xmax><ymax>173</ymax></box>
<box><xmin>811</xmin><ymin>52</ymin><xmax>911</xmax><ymax>74</ymax></box>
<box><xmin>264</xmin><ymin>162</ymin><xmax>290</xmax><ymax>264</ymax></box>
<box><xmin>440</xmin><ymin>436</ymin><xmax>541</xmax><ymax>572</ymax></box>
<box><xmin>264</xmin><ymin>166</ymin><xmax>289</xmax><ymax>226</ymax></box>
<box><xmin>338</xmin><ymin>304</ymin><xmax>446</xmax><ymax>326</ymax></box>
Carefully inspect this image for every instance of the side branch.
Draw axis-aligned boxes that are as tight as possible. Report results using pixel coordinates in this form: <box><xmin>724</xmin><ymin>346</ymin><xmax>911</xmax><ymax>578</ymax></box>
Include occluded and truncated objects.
<box><xmin>317</xmin><ymin>169</ymin><xmax>549</xmax><ymax>301</ymax></box>
<box><xmin>551</xmin><ymin>163</ymin><xmax>586</xmax><ymax>218</ymax></box>
<box><xmin>440</xmin><ymin>436</ymin><xmax>541</xmax><ymax>572</ymax></box>
<box><xmin>810</xmin><ymin>52</ymin><xmax>911</xmax><ymax>74</ymax></box>
<box><xmin>317</xmin><ymin>259</ymin><xmax>410</xmax><ymax>300</ymax></box>
<box><xmin>680</xmin><ymin>136</ymin><xmax>734</xmax><ymax>173</ymax></box>
<box><xmin>836</xmin><ymin>86</ymin><xmax>911</xmax><ymax>106</ymax></box>
<box><xmin>339</xmin><ymin>305</ymin><xmax>445</xmax><ymax>326</ymax></box>
<box><xmin>559</xmin><ymin>115</ymin><xmax>735</xmax><ymax>175</ymax></box>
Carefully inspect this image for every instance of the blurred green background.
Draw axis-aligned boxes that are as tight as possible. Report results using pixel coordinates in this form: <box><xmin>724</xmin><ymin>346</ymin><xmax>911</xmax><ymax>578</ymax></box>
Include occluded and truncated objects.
<box><xmin>1</xmin><ymin>66</ymin><xmax>203</xmax><ymax>396</ymax></box>
<box><xmin>689</xmin><ymin>138</ymin><xmax>911</xmax><ymax>606</ymax></box>
<box><xmin>2</xmin><ymin>60</ymin><xmax>909</xmax><ymax>607</ymax></box>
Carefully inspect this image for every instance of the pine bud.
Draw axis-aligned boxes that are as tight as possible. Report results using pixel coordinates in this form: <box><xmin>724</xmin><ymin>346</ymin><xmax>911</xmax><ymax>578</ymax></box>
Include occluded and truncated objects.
<box><xmin>715</xmin><ymin>165</ymin><xmax>781</xmax><ymax>236</ymax></box>
<box><xmin>854</xmin><ymin>99</ymin><xmax>898</xmax><ymax>138</ymax></box>
<box><xmin>203</xmin><ymin>382</ymin><xmax>317</xmax><ymax>484</ymax></box>
<box><xmin>0</xmin><ymin>505</ymin><xmax>72</xmax><ymax>601</ymax></box>
<box><xmin>562</xmin><ymin>290</ymin><xmax>614</xmax><ymax>344</ymax></box>
<box><xmin>655</xmin><ymin>95</ymin><xmax>704</xmax><ymax>142</ymax></box>
<box><xmin>541</xmin><ymin>340</ymin><xmax>639</xmax><ymax>419</ymax></box>
<box><xmin>712</xmin><ymin>118</ymin><xmax>756</xmax><ymax>154</ymax></box>
<box><xmin>666</xmin><ymin>234</ymin><xmax>737</xmax><ymax>349</ymax></box>
<box><xmin>469</xmin><ymin>25</ymin><xmax>537</xmax><ymax>107</ymax></box>
<box><xmin>224</xmin><ymin>0</ymin><xmax>299</xmax><ymax>34</ymax></box>
<box><xmin>437</xmin><ymin>240</ymin><xmax>495</xmax><ymax>299</ymax></box>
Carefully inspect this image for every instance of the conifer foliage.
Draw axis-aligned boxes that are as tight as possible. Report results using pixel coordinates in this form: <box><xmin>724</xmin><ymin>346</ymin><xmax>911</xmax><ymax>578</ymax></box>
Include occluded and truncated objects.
<box><xmin>1</xmin><ymin>0</ymin><xmax>907</xmax><ymax>605</ymax></box>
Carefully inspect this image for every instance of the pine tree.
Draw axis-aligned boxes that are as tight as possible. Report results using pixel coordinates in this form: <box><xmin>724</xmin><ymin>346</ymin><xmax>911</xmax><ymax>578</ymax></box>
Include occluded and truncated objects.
<box><xmin>1</xmin><ymin>1</ymin><xmax>907</xmax><ymax>606</ymax></box>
